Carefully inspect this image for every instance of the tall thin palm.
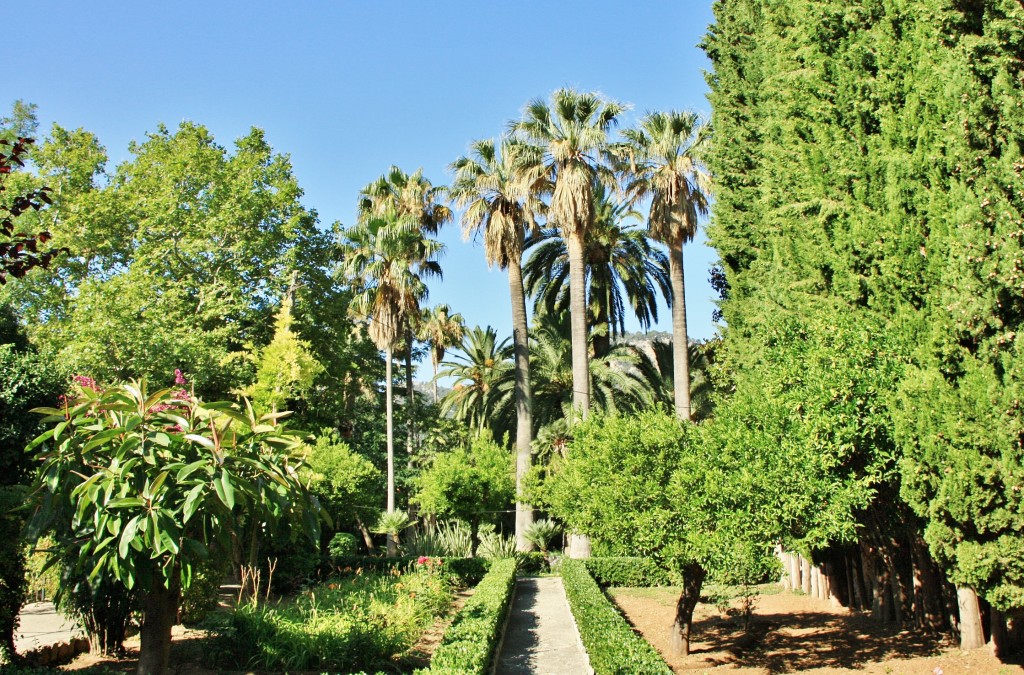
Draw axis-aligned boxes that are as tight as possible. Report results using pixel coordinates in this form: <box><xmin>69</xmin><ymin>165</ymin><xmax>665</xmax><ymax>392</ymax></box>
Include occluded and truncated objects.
<box><xmin>620</xmin><ymin>111</ymin><xmax>711</xmax><ymax>421</ymax></box>
<box><xmin>439</xmin><ymin>325</ymin><xmax>515</xmax><ymax>438</ymax></box>
<box><xmin>512</xmin><ymin>88</ymin><xmax>627</xmax><ymax>420</ymax></box>
<box><xmin>358</xmin><ymin>166</ymin><xmax>452</xmax><ymax>469</ymax></box>
<box><xmin>524</xmin><ymin>182</ymin><xmax>670</xmax><ymax>358</ymax></box>
<box><xmin>340</xmin><ymin>216</ymin><xmax>443</xmax><ymax>535</ymax></box>
<box><xmin>418</xmin><ymin>303</ymin><xmax>465</xmax><ymax>403</ymax></box>
<box><xmin>449</xmin><ymin>137</ymin><xmax>546</xmax><ymax>550</ymax></box>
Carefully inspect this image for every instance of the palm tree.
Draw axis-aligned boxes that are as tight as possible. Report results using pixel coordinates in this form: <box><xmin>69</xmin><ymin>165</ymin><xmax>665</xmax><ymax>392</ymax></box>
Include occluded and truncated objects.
<box><xmin>528</xmin><ymin>308</ymin><xmax>652</xmax><ymax>430</ymax></box>
<box><xmin>439</xmin><ymin>325</ymin><xmax>515</xmax><ymax>438</ymax></box>
<box><xmin>523</xmin><ymin>182</ymin><xmax>670</xmax><ymax>359</ymax></box>
<box><xmin>449</xmin><ymin>136</ymin><xmax>546</xmax><ymax>551</ymax></box>
<box><xmin>418</xmin><ymin>303</ymin><xmax>465</xmax><ymax>403</ymax></box>
<box><xmin>339</xmin><ymin>215</ymin><xmax>443</xmax><ymax>554</ymax></box>
<box><xmin>358</xmin><ymin>166</ymin><xmax>452</xmax><ymax>465</ymax></box>
<box><xmin>620</xmin><ymin>111</ymin><xmax>711</xmax><ymax>421</ymax></box>
<box><xmin>512</xmin><ymin>89</ymin><xmax>627</xmax><ymax>420</ymax></box>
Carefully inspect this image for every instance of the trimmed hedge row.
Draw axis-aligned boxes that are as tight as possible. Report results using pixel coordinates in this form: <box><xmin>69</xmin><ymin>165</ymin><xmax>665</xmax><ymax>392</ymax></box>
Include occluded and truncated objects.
<box><xmin>582</xmin><ymin>556</ymin><xmax>671</xmax><ymax>587</ymax></box>
<box><xmin>417</xmin><ymin>557</ymin><xmax>519</xmax><ymax>674</ymax></box>
<box><xmin>561</xmin><ymin>559</ymin><xmax>672</xmax><ymax>674</ymax></box>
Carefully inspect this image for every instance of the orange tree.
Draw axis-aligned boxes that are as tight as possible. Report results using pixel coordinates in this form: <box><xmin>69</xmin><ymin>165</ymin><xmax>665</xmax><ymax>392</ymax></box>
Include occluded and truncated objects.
<box><xmin>26</xmin><ymin>378</ymin><xmax>321</xmax><ymax>675</ymax></box>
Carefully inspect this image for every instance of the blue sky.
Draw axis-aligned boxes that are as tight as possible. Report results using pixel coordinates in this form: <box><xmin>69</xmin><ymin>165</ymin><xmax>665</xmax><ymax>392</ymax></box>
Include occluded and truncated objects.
<box><xmin>6</xmin><ymin>1</ymin><xmax>720</xmax><ymax>354</ymax></box>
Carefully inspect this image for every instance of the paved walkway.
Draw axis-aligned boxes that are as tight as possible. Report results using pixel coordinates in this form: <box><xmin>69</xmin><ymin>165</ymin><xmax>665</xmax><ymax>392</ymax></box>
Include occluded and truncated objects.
<box><xmin>15</xmin><ymin>601</ymin><xmax>82</xmax><ymax>652</ymax></box>
<box><xmin>495</xmin><ymin>576</ymin><xmax>592</xmax><ymax>675</ymax></box>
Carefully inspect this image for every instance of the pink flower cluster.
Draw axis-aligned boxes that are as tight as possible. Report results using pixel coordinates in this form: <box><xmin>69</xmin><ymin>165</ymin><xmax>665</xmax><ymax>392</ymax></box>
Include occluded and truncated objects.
<box><xmin>416</xmin><ymin>556</ymin><xmax>442</xmax><ymax>568</ymax></box>
<box><xmin>73</xmin><ymin>375</ymin><xmax>99</xmax><ymax>392</ymax></box>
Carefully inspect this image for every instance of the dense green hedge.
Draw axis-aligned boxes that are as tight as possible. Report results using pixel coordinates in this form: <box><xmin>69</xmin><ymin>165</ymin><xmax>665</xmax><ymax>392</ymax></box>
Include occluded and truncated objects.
<box><xmin>561</xmin><ymin>559</ymin><xmax>672</xmax><ymax>675</ymax></box>
<box><xmin>418</xmin><ymin>557</ymin><xmax>518</xmax><ymax>674</ymax></box>
<box><xmin>582</xmin><ymin>557</ymin><xmax>670</xmax><ymax>587</ymax></box>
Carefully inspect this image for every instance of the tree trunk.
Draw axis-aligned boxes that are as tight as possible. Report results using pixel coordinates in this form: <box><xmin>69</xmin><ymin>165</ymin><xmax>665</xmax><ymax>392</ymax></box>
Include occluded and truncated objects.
<box><xmin>911</xmin><ymin>536</ymin><xmax>945</xmax><ymax>631</ymax></box>
<box><xmin>566</xmin><ymin>533</ymin><xmax>592</xmax><ymax>559</ymax></box>
<box><xmin>137</xmin><ymin>578</ymin><xmax>180</xmax><ymax>675</ymax></box>
<box><xmin>671</xmin><ymin>563</ymin><xmax>707</xmax><ymax>656</ymax></box>
<box><xmin>565</xmin><ymin>234</ymin><xmax>590</xmax><ymax>420</ymax></box>
<box><xmin>405</xmin><ymin>329</ymin><xmax>415</xmax><ymax>464</ymax></box>
<box><xmin>509</xmin><ymin>260</ymin><xmax>535</xmax><ymax>552</ymax></box>
<box><xmin>385</xmin><ymin>348</ymin><xmax>397</xmax><ymax>557</ymax></box>
<box><xmin>668</xmin><ymin>240</ymin><xmax>692</xmax><ymax>421</ymax></box>
<box><xmin>958</xmin><ymin>586</ymin><xmax>986</xmax><ymax>650</ymax></box>
<box><xmin>990</xmin><ymin>606</ymin><xmax>1008</xmax><ymax>658</ymax></box>
<box><xmin>355</xmin><ymin>515</ymin><xmax>375</xmax><ymax>553</ymax></box>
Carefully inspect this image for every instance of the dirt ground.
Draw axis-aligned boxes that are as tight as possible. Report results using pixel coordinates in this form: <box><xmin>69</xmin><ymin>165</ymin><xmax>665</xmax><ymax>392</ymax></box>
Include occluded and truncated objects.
<box><xmin>609</xmin><ymin>586</ymin><xmax>1024</xmax><ymax>675</ymax></box>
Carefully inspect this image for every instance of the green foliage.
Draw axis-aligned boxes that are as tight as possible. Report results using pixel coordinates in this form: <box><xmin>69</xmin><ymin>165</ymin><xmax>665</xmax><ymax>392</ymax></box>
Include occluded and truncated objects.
<box><xmin>304</xmin><ymin>429</ymin><xmax>382</xmax><ymax>533</ymax></box>
<box><xmin>3</xmin><ymin>122</ymin><xmax>336</xmax><ymax>399</ymax></box>
<box><xmin>178</xmin><ymin>557</ymin><xmax>224</xmax><ymax>625</ymax></box>
<box><xmin>236</xmin><ymin>296</ymin><xmax>323</xmax><ymax>416</ymax></box>
<box><xmin>25</xmin><ymin>378</ymin><xmax>321</xmax><ymax>626</ymax></box>
<box><xmin>405</xmin><ymin>521</ymin><xmax>474</xmax><ymax>558</ymax></box>
<box><xmin>542</xmin><ymin>411</ymin><xmax>788</xmax><ymax>583</ymax></box>
<box><xmin>561</xmin><ymin>559</ymin><xmax>672</xmax><ymax>675</ymax></box>
<box><xmin>418</xmin><ymin>557</ymin><xmax>518</xmax><ymax>675</ymax></box>
<box><xmin>522</xmin><ymin>518</ymin><xmax>561</xmax><ymax>553</ymax></box>
<box><xmin>327</xmin><ymin>556</ymin><xmax>490</xmax><ymax>587</ymax></box>
<box><xmin>0</xmin><ymin>486</ymin><xmax>28</xmax><ymax>664</ymax></box>
<box><xmin>703</xmin><ymin>0</ymin><xmax>1024</xmax><ymax>611</ymax></box>
<box><xmin>328</xmin><ymin>532</ymin><xmax>359</xmax><ymax>558</ymax></box>
<box><xmin>581</xmin><ymin>557</ymin><xmax>671</xmax><ymax>588</ymax></box>
<box><xmin>228</xmin><ymin>564</ymin><xmax>454</xmax><ymax>672</ymax></box>
<box><xmin>413</xmin><ymin>435</ymin><xmax>514</xmax><ymax>549</ymax></box>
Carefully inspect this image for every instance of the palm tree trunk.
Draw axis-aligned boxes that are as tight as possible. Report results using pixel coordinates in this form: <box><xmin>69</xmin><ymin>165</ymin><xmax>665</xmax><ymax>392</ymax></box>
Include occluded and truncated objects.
<box><xmin>385</xmin><ymin>348</ymin><xmax>396</xmax><ymax>556</ymax></box>
<box><xmin>405</xmin><ymin>330</ymin><xmax>415</xmax><ymax>462</ymax></box>
<box><xmin>509</xmin><ymin>259</ymin><xmax>535</xmax><ymax>552</ymax></box>
<box><xmin>566</xmin><ymin>234</ymin><xmax>590</xmax><ymax>420</ymax></box>
<box><xmin>669</xmin><ymin>240</ymin><xmax>692</xmax><ymax>421</ymax></box>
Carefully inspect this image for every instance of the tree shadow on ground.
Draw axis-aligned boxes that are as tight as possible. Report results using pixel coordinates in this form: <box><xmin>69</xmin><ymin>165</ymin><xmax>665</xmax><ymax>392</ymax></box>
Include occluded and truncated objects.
<box><xmin>693</xmin><ymin>609</ymin><xmax>945</xmax><ymax>671</ymax></box>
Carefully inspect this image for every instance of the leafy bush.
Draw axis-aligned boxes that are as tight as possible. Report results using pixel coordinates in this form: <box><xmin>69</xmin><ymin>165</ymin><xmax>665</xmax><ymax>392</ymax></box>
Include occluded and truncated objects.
<box><xmin>328</xmin><ymin>532</ymin><xmax>359</xmax><ymax>558</ymax></box>
<box><xmin>561</xmin><ymin>559</ymin><xmax>672</xmax><ymax>674</ymax></box>
<box><xmin>24</xmin><ymin>537</ymin><xmax>60</xmax><ymax>602</ymax></box>
<box><xmin>327</xmin><ymin>556</ymin><xmax>490</xmax><ymax>588</ymax></box>
<box><xmin>582</xmin><ymin>557</ymin><xmax>671</xmax><ymax>587</ymax></box>
<box><xmin>478</xmin><ymin>528</ymin><xmax>517</xmax><ymax>560</ymax></box>
<box><xmin>405</xmin><ymin>520</ymin><xmax>473</xmax><ymax>557</ymax></box>
<box><xmin>419</xmin><ymin>557</ymin><xmax>518</xmax><ymax>674</ymax></box>
<box><xmin>179</xmin><ymin>557</ymin><xmax>225</xmax><ymax>625</ymax></box>
<box><xmin>523</xmin><ymin>519</ymin><xmax>561</xmax><ymax>553</ymax></box>
<box><xmin>228</xmin><ymin>564</ymin><xmax>453</xmax><ymax>672</ymax></box>
<box><xmin>517</xmin><ymin>552</ymin><xmax>549</xmax><ymax>575</ymax></box>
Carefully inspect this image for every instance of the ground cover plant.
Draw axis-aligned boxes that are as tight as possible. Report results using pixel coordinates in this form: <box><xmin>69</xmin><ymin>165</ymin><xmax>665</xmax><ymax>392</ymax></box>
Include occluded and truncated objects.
<box><xmin>227</xmin><ymin>556</ymin><xmax>454</xmax><ymax>673</ymax></box>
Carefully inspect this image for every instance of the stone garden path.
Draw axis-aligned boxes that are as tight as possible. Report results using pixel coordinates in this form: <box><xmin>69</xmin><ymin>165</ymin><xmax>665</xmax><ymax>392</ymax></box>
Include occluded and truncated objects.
<box><xmin>495</xmin><ymin>576</ymin><xmax>592</xmax><ymax>675</ymax></box>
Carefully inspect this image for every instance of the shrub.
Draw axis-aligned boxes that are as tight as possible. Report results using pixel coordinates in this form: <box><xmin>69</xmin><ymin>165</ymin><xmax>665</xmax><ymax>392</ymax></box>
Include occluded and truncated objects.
<box><xmin>228</xmin><ymin>564</ymin><xmax>453</xmax><ymax>672</ymax></box>
<box><xmin>517</xmin><ymin>552</ymin><xmax>549</xmax><ymax>575</ymax></box>
<box><xmin>328</xmin><ymin>532</ymin><xmax>359</xmax><ymax>558</ymax></box>
<box><xmin>582</xmin><ymin>557</ymin><xmax>671</xmax><ymax>587</ymax></box>
<box><xmin>327</xmin><ymin>556</ymin><xmax>491</xmax><ymax>588</ymax></box>
<box><xmin>561</xmin><ymin>559</ymin><xmax>672</xmax><ymax>675</ymax></box>
<box><xmin>523</xmin><ymin>519</ymin><xmax>561</xmax><ymax>553</ymax></box>
<box><xmin>179</xmin><ymin>557</ymin><xmax>225</xmax><ymax>625</ymax></box>
<box><xmin>419</xmin><ymin>557</ymin><xmax>518</xmax><ymax>674</ymax></box>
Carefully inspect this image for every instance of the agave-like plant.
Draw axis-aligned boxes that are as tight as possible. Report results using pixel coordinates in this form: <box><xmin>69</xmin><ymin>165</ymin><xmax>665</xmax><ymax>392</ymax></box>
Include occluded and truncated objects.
<box><xmin>371</xmin><ymin>510</ymin><xmax>415</xmax><ymax>549</ymax></box>
<box><xmin>523</xmin><ymin>519</ymin><xmax>562</xmax><ymax>553</ymax></box>
<box><xmin>478</xmin><ymin>526</ymin><xmax>519</xmax><ymax>560</ymax></box>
